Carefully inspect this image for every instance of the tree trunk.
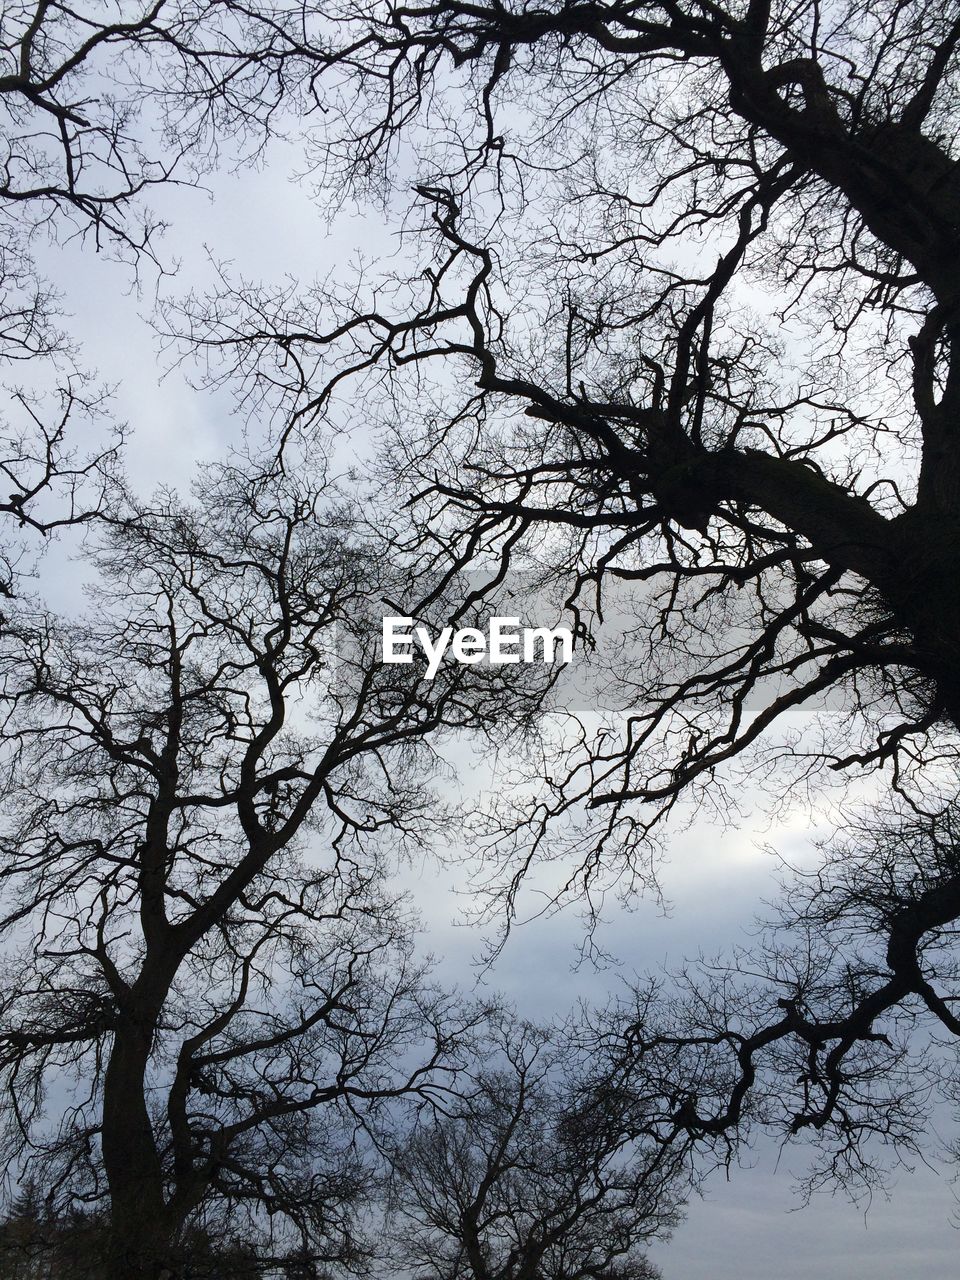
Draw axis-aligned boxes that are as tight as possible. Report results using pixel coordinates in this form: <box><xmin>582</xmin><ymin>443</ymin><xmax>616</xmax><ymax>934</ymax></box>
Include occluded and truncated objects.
<box><xmin>101</xmin><ymin>1011</ymin><xmax>174</xmax><ymax>1280</ymax></box>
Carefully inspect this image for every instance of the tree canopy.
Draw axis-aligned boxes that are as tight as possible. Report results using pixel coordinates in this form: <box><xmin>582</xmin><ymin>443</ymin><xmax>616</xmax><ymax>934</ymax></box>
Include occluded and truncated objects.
<box><xmin>172</xmin><ymin>0</ymin><xmax>960</xmax><ymax>1202</ymax></box>
<box><xmin>3</xmin><ymin>0</ymin><xmax>960</xmax><ymax>1274</ymax></box>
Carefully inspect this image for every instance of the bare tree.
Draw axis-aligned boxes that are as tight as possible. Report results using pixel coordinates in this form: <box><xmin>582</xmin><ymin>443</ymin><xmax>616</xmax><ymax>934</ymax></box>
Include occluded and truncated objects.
<box><xmin>388</xmin><ymin>1011</ymin><xmax>683</xmax><ymax>1280</ymax></box>
<box><xmin>5</xmin><ymin>0</ymin><xmax>960</xmax><ymax>1229</ymax></box>
<box><xmin>0</xmin><ymin>0</ymin><xmax>329</xmax><ymax>259</ymax></box>
<box><xmin>150</xmin><ymin>0</ymin><xmax>960</xmax><ymax>1195</ymax></box>
<box><xmin>0</xmin><ymin>0</ymin><xmax>353</xmax><ymax>594</ymax></box>
<box><xmin>0</xmin><ymin>451</ymin><xmax>545</xmax><ymax>1279</ymax></box>
<box><xmin>0</xmin><ymin>379</ymin><xmax>122</xmax><ymax>598</ymax></box>
<box><xmin>559</xmin><ymin>790</ymin><xmax>960</xmax><ymax>1199</ymax></box>
<box><xmin>0</xmin><ymin>238</ymin><xmax>122</xmax><ymax>598</ymax></box>
<box><xmin>167</xmin><ymin>0</ymin><xmax>960</xmax><ymax>831</ymax></box>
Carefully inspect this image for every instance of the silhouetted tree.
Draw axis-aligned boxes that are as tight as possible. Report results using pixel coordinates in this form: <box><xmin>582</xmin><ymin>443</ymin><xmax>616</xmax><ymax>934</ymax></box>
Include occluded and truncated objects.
<box><xmin>0</xmin><ymin>1183</ymin><xmax>305</xmax><ymax>1278</ymax></box>
<box><xmin>1</xmin><ymin>0</ymin><xmax>331</xmax><ymax>593</ymax></box>
<box><xmin>388</xmin><ymin>1011</ymin><xmax>682</xmax><ymax>1280</ymax></box>
<box><xmin>0</xmin><ymin>240</ymin><xmax>121</xmax><ymax>597</ymax></box>
<box><xmin>159</xmin><ymin>0</ymin><xmax>960</xmax><ymax>1193</ymax></box>
<box><xmin>0</xmin><ymin>450</ymin><xmax>545</xmax><ymax>1279</ymax></box>
<box><xmin>7</xmin><ymin>0</ymin><xmax>960</xmax><ymax>1225</ymax></box>
<box><xmin>1</xmin><ymin>0</ymin><xmax>330</xmax><ymax>259</ymax></box>
<box><xmin>563</xmin><ymin>788</ymin><xmax>960</xmax><ymax>1198</ymax></box>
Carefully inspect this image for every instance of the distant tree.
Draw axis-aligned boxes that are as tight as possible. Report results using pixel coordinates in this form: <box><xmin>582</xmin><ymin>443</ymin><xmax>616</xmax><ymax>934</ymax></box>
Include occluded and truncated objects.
<box><xmin>0</xmin><ymin>450</ymin><xmax>542</xmax><ymax>1279</ymax></box>
<box><xmin>388</xmin><ymin>1011</ymin><xmax>683</xmax><ymax>1280</ymax></box>
<box><xmin>0</xmin><ymin>1183</ymin><xmax>295</xmax><ymax>1278</ymax></box>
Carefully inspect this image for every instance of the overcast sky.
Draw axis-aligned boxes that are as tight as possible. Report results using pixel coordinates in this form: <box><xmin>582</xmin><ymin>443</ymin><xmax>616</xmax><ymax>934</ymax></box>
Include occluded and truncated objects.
<box><xmin>27</xmin><ymin>143</ymin><xmax>960</xmax><ymax>1279</ymax></box>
